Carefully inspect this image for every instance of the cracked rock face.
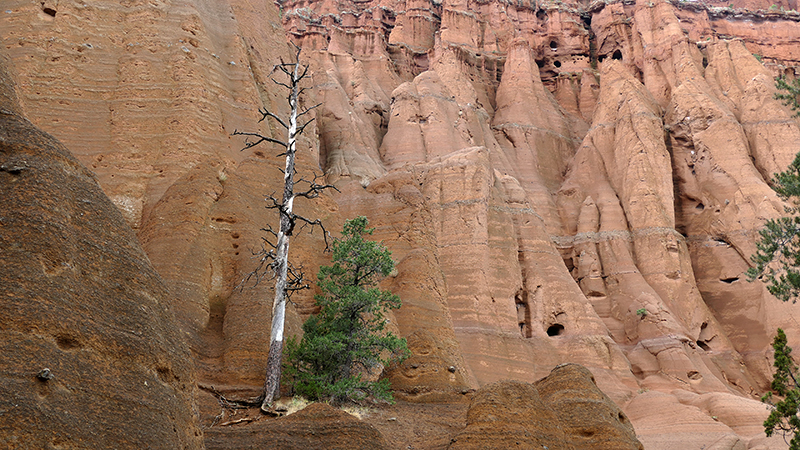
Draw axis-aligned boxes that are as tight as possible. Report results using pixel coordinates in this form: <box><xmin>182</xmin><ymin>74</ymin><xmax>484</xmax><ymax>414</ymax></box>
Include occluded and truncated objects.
<box><xmin>4</xmin><ymin>0</ymin><xmax>800</xmax><ymax>447</ymax></box>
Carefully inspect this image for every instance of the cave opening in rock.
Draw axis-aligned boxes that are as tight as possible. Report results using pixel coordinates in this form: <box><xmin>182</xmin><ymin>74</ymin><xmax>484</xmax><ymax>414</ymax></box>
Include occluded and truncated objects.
<box><xmin>612</xmin><ymin>49</ymin><xmax>623</xmax><ymax>60</ymax></box>
<box><xmin>43</xmin><ymin>7</ymin><xmax>56</xmax><ymax>17</ymax></box>
<box><xmin>536</xmin><ymin>59</ymin><xmax>545</xmax><ymax>69</ymax></box>
<box><xmin>696</xmin><ymin>340</ymin><xmax>711</xmax><ymax>351</ymax></box>
<box><xmin>550</xmin><ymin>40</ymin><xmax>558</xmax><ymax>50</ymax></box>
<box><xmin>516</xmin><ymin>289</ymin><xmax>532</xmax><ymax>338</ymax></box>
<box><xmin>546</xmin><ymin>323</ymin><xmax>565</xmax><ymax>336</ymax></box>
<box><xmin>554</xmin><ymin>60</ymin><xmax>561</xmax><ymax>68</ymax></box>
<box><xmin>536</xmin><ymin>9</ymin><xmax>548</xmax><ymax>21</ymax></box>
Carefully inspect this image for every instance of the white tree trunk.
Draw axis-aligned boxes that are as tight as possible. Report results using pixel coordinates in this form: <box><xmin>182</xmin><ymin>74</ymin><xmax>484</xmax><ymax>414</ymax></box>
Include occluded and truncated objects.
<box><xmin>261</xmin><ymin>59</ymin><xmax>301</xmax><ymax>411</ymax></box>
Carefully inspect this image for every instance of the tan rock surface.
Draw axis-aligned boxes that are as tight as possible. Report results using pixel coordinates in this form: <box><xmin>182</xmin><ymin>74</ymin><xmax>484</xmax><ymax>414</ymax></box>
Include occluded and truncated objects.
<box><xmin>448</xmin><ymin>379</ymin><xmax>573</xmax><ymax>450</ymax></box>
<box><xmin>535</xmin><ymin>364</ymin><xmax>643</xmax><ymax>450</ymax></box>
<box><xmin>449</xmin><ymin>364</ymin><xmax>643</xmax><ymax>450</ymax></box>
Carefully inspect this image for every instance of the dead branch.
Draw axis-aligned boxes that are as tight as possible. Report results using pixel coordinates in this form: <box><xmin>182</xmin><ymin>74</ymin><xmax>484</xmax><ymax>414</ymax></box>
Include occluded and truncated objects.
<box><xmin>219</xmin><ymin>417</ymin><xmax>257</xmax><ymax>426</ymax></box>
<box><xmin>232</xmin><ymin>130</ymin><xmax>288</xmax><ymax>150</ymax></box>
<box><xmin>257</xmin><ymin>107</ymin><xmax>289</xmax><ymax>130</ymax></box>
<box><xmin>199</xmin><ymin>384</ymin><xmax>264</xmax><ymax>422</ymax></box>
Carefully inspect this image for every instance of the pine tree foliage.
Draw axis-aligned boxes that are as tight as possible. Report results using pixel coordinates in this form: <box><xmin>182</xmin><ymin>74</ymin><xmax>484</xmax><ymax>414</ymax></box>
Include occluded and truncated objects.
<box><xmin>748</xmin><ymin>76</ymin><xmax>800</xmax><ymax>302</ymax></box>
<box><xmin>776</xmin><ymin>76</ymin><xmax>800</xmax><ymax>117</ymax></box>
<box><xmin>763</xmin><ymin>329</ymin><xmax>800</xmax><ymax>449</ymax></box>
<box><xmin>747</xmin><ymin>152</ymin><xmax>800</xmax><ymax>302</ymax></box>
<box><xmin>752</xmin><ymin>76</ymin><xmax>800</xmax><ymax>447</ymax></box>
<box><xmin>285</xmin><ymin>217</ymin><xmax>408</xmax><ymax>404</ymax></box>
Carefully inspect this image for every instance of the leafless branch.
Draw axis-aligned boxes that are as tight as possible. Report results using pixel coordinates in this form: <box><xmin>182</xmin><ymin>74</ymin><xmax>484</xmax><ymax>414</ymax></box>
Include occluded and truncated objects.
<box><xmin>271</xmin><ymin>78</ymin><xmax>292</xmax><ymax>90</ymax></box>
<box><xmin>232</xmin><ymin>130</ymin><xmax>287</xmax><ymax>150</ymax></box>
<box><xmin>294</xmin><ymin>119</ymin><xmax>314</xmax><ymax>137</ymax></box>
<box><xmin>198</xmin><ymin>384</ymin><xmax>264</xmax><ymax>420</ymax></box>
<box><xmin>297</xmin><ymin>103</ymin><xmax>322</xmax><ymax>120</ymax></box>
<box><xmin>257</xmin><ymin>107</ymin><xmax>289</xmax><ymax>130</ymax></box>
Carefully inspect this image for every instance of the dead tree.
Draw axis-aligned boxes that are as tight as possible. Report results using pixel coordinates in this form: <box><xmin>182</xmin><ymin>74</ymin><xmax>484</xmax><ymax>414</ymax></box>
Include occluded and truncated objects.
<box><xmin>233</xmin><ymin>45</ymin><xmax>334</xmax><ymax>411</ymax></box>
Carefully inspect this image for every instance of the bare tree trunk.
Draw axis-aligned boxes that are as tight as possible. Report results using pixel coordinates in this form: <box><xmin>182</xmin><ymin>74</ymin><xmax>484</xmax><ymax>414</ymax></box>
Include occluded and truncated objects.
<box><xmin>261</xmin><ymin>57</ymin><xmax>302</xmax><ymax>410</ymax></box>
<box><xmin>234</xmin><ymin>46</ymin><xmax>332</xmax><ymax>413</ymax></box>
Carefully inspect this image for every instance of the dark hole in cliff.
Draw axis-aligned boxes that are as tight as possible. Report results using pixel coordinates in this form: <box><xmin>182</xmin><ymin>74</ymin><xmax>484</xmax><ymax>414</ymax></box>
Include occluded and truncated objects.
<box><xmin>536</xmin><ymin>59</ymin><xmax>545</xmax><ymax>69</ymax></box>
<box><xmin>516</xmin><ymin>289</ymin><xmax>532</xmax><ymax>338</ymax></box>
<box><xmin>687</xmin><ymin>370</ymin><xmax>703</xmax><ymax>381</ymax></box>
<box><xmin>612</xmin><ymin>49</ymin><xmax>623</xmax><ymax>60</ymax></box>
<box><xmin>720</xmin><ymin>277</ymin><xmax>739</xmax><ymax>284</ymax></box>
<box><xmin>549</xmin><ymin>40</ymin><xmax>558</xmax><ymax>50</ymax></box>
<box><xmin>536</xmin><ymin>9</ymin><xmax>548</xmax><ymax>20</ymax></box>
<box><xmin>547</xmin><ymin>323</ymin><xmax>565</xmax><ymax>336</ymax></box>
<box><xmin>43</xmin><ymin>7</ymin><xmax>56</xmax><ymax>17</ymax></box>
<box><xmin>598</xmin><ymin>54</ymin><xmax>606</xmax><ymax>63</ymax></box>
<box><xmin>206</xmin><ymin>296</ymin><xmax>227</xmax><ymax>337</ymax></box>
<box><xmin>696</xmin><ymin>202</ymin><xmax>704</xmax><ymax>210</ymax></box>
<box><xmin>554</xmin><ymin>60</ymin><xmax>562</xmax><ymax>68</ymax></box>
<box><xmin>55</xmin><ymin>334</ymin><xmax>82</xmax><ymax>350</ymax></box>
<box><xmin>618</xmin><ymin>412</ymin><xmax>627</xmax><ymax>423</ymax></box>
<box><xmin>702</xmin><ymin>56</ymin><xmax>708</xmax><ymax>68</ymax></box>
<box><xmin>696</xmin><ymin>340</ymin><xmax>711</xmax><ymax>351</ymax></box>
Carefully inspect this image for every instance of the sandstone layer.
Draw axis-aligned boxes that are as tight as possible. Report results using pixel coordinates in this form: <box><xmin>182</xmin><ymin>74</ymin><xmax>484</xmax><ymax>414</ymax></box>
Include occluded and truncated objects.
<box><xmin>0</xmin><ymin>54</ymin><xmax>202</xmax><ymax>449</ymax></box>
<box><xmin>5</xmin><ymin>0</ymin><xmax>800</xmax><ymax>447</ymax></box>
<box><xmin>449</xmin><ymin>364</ymin><xmax>643</xmax><ymax>450</ymax></box>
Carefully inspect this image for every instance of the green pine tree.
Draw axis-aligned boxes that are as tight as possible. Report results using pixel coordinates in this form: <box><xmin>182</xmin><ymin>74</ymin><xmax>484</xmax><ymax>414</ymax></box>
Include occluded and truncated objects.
<box><xmin>284</xmin><ymin>216</ymin><xmax>408</xmax><ymax>404</ymax></box>
<box><xmin>775</xmin><ymin>76</ymin><xmax>800</xmax><ymax>118</ymax></box>
<box><xmin>746</xmin><ymin>151</ymin><xmax>800</xmax><ymax>302</ymax></box>
<box><xmin>752</xmin><ymin>76</ymin><xmax>800</xmax><ymax>447</ymax></box>
<box><xmin>748</xmin><ymin>75</ymin><xmax>800</xmax><ymax>301</ymax></box>
<box><xmin>763</xmin><ymin>329</ymin><xmax>800</xmax><ymax>449</ymax></box>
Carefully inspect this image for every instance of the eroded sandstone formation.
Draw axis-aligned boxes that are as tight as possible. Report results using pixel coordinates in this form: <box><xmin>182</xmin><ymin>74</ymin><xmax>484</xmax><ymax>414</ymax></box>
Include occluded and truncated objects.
<box><xmin>0</xmin><ymin>54</ymin><xmax>202</xmax><ymax>449</ymax></box>
<box><xmin>449</xmin><ymin>364</ymin><xmax>643</xmax><ymax>449</ymax></box>
<box><xmin>4</xmin><ymin>0</ymin><xmax>800</xmax><ymax>447</ymax></box>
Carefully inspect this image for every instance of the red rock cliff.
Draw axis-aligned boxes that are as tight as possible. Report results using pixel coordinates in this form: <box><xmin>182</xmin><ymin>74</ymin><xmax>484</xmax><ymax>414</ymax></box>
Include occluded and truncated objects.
<box><xmin>3</xmin><ymin>0</ymin><xmax>800</xmax><ymax>447</ymax></box>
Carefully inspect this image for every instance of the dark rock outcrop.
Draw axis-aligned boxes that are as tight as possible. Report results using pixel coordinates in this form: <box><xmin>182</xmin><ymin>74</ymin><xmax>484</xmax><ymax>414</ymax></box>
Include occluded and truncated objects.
<box><xmin>0</xmin><ymin>54</ymin><xmax>202</xmax><ymax>450</ymax></box>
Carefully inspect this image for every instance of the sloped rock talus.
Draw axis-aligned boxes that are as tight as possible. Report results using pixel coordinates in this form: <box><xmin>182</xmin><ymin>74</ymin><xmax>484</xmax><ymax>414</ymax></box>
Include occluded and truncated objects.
<box><xmin>0</xmin><ymin>54</ymin><xmax>202</xmax><ymax>450</ymax></box>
